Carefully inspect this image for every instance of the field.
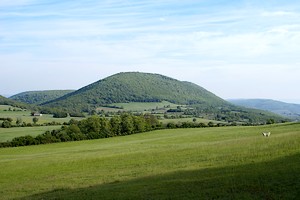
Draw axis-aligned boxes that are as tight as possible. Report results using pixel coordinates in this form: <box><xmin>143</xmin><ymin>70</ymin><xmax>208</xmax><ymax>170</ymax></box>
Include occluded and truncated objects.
<box><xmin>0</xmin><ymin>126</ymin><xmax>62</xmax><ymax>142</ymax></box>
<box><xmin>160</xmin><ymin>117</ymin><xmax>223</xmax><ymax>124</ymax></box>
<box><xmin>0</xmin><ymin>123</ymin><xmax>299</xmax><ymax>199</ymax></box>
<box><xmin>0</xmin><ymin>105</ymin><xmax>84</xmax><ymax>125</ymax></box>
<box><xmin>97</xmin><ymin>101</ymin><xmax>183</xmax><ymax>112</ymax></box>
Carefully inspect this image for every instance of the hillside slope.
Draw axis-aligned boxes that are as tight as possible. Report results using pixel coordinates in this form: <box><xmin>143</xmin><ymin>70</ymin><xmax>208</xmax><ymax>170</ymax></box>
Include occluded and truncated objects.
<box><xmin>0</xmin><ymin>95</ymin><xmax>33</xmax><ymax>109</ymax></box>
<box><xmin>10</xmin><ymin>90</ymin><xmax>75</xmax><ymax>105</ymax></box>
<box><xmin>42</xmin><ymin>72</ymin><xmax>287</xmax><ymax>123</ymax></box>
<box><xmin>43</xmin><ymin>72</ymin><xmax>227</xmax><ymax>111</ymax></box>
<box><xmin>229</xmin><ymin>99</ymin><xmax>300</xmax><ymax>120</ymax></box>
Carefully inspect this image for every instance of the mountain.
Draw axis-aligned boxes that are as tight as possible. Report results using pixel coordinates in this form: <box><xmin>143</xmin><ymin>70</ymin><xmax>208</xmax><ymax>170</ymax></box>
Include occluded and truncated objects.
<box><xmin>10</xmin><ymin>90</ymin><xmax>75</xmax><ymax>105</ymax></box>
<box><xmin>42</xmin><ymin>72</ymin><xmax>287</xmax><ymax>123</ymax></box>
<box><xmin>228</xmin><ymin>99</ymin><xmax>300</xmax><ymax>120</ymax></box>
<box><xmin>43</xmin><ymin>72</ymin><xmax>227</xmax><ymax>110</ymax></box>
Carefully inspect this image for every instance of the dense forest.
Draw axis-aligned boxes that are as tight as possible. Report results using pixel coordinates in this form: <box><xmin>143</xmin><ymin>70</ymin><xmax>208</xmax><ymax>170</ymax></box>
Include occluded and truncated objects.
<box><xmin>10</xmin><ymin>90</ymin><xmax>75</xmax><ymax>105</ymax></box>
<box><xmin>0</xmin><ymin>95</ymin><xmax>33</xmax><ymax>110</ymax></box>
<box><xmin>42</xmin><ymin>72</ymin><xmax>227</xmax><ymax>111</ymax></box>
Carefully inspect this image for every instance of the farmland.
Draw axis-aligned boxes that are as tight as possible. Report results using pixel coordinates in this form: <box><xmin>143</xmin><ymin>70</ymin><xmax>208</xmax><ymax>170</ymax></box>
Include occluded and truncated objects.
<box><xmin>0</xmin><ymin>122</ymin><xmax>299</xmax><ymax>199</ymax></box>
<box><xmin>0</xmin><ymin>105</ymin><xmax>83</xmax><ymax>125</ymax></box>
<box><xmin>0</xmin><ymin>126</ymin><xmax>62</xmax><ymax>142</ymax></box>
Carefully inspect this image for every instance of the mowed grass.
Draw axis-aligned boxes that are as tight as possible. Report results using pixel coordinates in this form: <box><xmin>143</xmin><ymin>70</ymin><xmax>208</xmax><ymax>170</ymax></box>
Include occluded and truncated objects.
<box><xmin>0</xmin><ymin>123</ymin><xmax>299</xmax><ymax>199</ymax></box>
<box><xmin>0</xmin><ymin>126</ymin><xmax>62</xmax><ymax>142</ymax></box>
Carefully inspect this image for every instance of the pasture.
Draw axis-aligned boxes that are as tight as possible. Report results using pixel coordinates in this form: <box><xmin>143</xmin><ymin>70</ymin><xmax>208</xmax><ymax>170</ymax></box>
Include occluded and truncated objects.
<box><xmin>0</xmin><ymin>105</ymin><xmax>83</xmax><ymax>125</ymax></box>
<box><xmin>0</xmin><ymin>126</ymin><xmax>62</xmax><ymax>142</ymax></box>
<box><xmin>97</xmin><ymin>101</ymin><xmax>182</xmax><ymax>112</ymax></box>
<box><xmin>0</xmin><ymin>123</ymin><xmax>299</xmax><ymax>199</ymax></box>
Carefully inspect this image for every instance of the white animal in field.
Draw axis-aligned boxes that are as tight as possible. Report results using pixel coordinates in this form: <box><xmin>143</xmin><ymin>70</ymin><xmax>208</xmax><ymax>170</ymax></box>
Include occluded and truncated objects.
<box><xmin>262</xmin><ymin>132</ymin><xmax>271</xmax><ymax>137</ymax></box>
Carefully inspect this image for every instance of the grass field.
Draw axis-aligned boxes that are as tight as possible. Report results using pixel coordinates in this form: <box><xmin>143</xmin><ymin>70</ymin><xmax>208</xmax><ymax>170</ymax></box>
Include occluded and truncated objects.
<box><xmin>0</xmin><ymin>126</ymin><xmax>62</xmax><ymax>142</ymax></box>
<box><xmin>160</xmin><ymin>117</ymin><xmax>223</xmax><ymax>124</ymax></box>
<box><xmin>0</xmin><ymin>123</ymin><xmax>299</xmax><ymax>199</ymax></box>
<box><xmin>0</xmin><ymin>105</ymin><xmax>84</xmax><ymax>125</ymax></box>
<box><xmin>97</xmin><ymin>101</ymin><xmax>182</xmax><ymax>112</ymax></box>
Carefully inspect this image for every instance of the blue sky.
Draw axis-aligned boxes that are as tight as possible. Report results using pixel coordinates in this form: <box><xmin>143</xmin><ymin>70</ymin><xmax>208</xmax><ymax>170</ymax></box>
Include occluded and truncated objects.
<box><xmin>1</xmin><ymin>0</ymin><xmax>300</xmax><ymax>103</ymax></box>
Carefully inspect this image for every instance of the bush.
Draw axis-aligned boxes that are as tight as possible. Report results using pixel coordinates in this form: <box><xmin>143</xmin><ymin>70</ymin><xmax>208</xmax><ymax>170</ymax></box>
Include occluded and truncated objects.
<box><xmin>53</xmin><ymin>112</ymin><xmax>68</xmax><ymax>118</ymax></box>
<box><xmin>69</xmin><ymin>112</ymin><xmax>85</xmax><ymax>117</ymax></box>
<box><xmin>1</xmin><ymin>120</ymin><xmax>11</xmax><ymax>128</ymax></box>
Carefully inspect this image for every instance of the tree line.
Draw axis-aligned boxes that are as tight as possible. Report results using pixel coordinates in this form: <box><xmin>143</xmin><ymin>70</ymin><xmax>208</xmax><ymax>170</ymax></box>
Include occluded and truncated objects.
<box><xmin>0</xmin><ymin>113</ymin><xmax>161</xmax><ymax>148</ymax></box>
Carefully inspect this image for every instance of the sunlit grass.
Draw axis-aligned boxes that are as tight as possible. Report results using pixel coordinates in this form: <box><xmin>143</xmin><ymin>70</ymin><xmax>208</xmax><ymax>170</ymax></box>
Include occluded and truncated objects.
<box><xmin>0</xmin><ymin>123</ymin><xmax>299</xmax><ymax>199</ymax></box>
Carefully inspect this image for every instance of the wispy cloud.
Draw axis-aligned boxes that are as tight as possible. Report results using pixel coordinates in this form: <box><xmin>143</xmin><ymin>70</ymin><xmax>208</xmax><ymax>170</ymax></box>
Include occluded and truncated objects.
<box><xmin>261</xmin><ymin>11</ymin><xmax>297</xmax><ymax>17</ymax></box>
<box><xmin>1</xmin><ymin>0</ymin><xmax>300</xmax><ymax>101</ymax></box>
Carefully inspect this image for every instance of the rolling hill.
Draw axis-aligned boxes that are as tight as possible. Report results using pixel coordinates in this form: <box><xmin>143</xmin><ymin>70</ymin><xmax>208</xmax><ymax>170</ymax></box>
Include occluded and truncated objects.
<box><xmin>10</xmin><ymin>90</ymin><xmax>75</xmax><ymax>105</ymax></box>
<box><xmin>43</xmin><ymin>72</ymin><xmax>227</xmax><ymax>110</ymax></box>
<box><xmin>42</xmin><ymin>72</ymin><xmax>287</xmax><ymax>123</ymax></box>
<box><xmin>0</xmin><ymin>95</ymin><xmax>33</xmax><ymax>110</ymax></box>
<box><xmin>228</xmin><ymin>99</ymin><xmax>300</xmax><ymax>120</ymax></box>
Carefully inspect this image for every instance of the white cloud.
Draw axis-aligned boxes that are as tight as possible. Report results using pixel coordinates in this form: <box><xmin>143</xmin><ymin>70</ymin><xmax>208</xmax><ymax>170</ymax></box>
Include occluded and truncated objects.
<box><xmin>1</xmin><ymin>0</ymin><xmax>300</xmax><ymax>101</ymax></box>
<box><xmin>261</xmin><ymin>11</ymin><xmax>297</xmax><ymax>17</ymax></box>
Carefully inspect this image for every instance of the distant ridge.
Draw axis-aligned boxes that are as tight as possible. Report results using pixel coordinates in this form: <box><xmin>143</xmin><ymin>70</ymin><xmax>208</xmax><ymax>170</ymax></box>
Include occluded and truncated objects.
<box><xmin>229</xmin><ymin>99</ymin><xmax>300</xmax><ymax>120</ymax></box>
<box><xmin>10</xmin><ymin>90</ymin><xmax>75</xmax><ymax>105</ymax></box>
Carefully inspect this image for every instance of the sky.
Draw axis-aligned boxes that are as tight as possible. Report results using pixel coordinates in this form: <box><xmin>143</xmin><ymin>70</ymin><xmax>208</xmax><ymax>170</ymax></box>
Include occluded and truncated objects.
<box><xmin>1</xmin><ymin>0</ymin><xmax>300</xmax><ymax>103</ymax></box>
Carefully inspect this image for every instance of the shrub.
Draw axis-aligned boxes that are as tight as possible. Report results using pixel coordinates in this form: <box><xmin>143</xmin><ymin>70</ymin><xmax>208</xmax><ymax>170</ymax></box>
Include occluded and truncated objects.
<box><xmin>1</xmin><ymin>120</ymin><xmax>11</xmax><ymax>128</ymax></box>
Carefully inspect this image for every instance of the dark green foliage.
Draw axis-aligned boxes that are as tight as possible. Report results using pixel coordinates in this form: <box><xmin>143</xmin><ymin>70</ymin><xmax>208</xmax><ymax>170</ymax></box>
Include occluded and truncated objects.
<box><xmin>0</xmin><ymin>95</ymin><xmax>33</xmax><ymax>110</ymax></box>
<box><xmin>43</xmin><ymin>72</ymin><xmax>226</xmax><ymax>112</ymax></box>
<box><xmin>41</xmin><ymin>72</ymin><xmax>288</xmax><ymax>123</ymax></box>
<box><xmin>0</xmin><ymin>113</ymin><xmax>161</xmax><ymax>148</ymax></box>
<box><xmin>16</xmin><ymin>117</ymin><xmax>23</xmax><ymax>126</ymax></box>
<box><xmin>53</xmin><ymin>112</ymin><xmax>68</xmax><ymax>118</ymax></box>
<box><xmin>69</xmin><ymin>112</ymin><xmax>85</xmax><ymax>117</ymax></box>
<box><xmin>32</xmin><ymin>117</ymin><xmax>39</xmax><ymax>124</ymax></box>
<box><xmin>0</xmin><ymin>117</ymin><xmax>13</xmax><ymax>122</ymax></box>
<box><xmin>10</xmin><ymin>90</ymin><xmax>75</xmax><ymax>105</ymax></box>
<box><xmin>1</xmin><ymin>120</ymin><xmax>12</xmax><ymax>128</ymax></box>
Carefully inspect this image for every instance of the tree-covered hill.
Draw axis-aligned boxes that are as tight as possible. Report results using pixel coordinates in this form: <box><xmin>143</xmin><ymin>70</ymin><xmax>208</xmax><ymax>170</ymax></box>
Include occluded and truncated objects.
<box><xmin>229</xmin><ymin>99</ymin><xmax>300</xmax><ymax>120</ymax></box>
<box><xmin>0</xmin><ymin>95</ymin><xmax>34</xmax><ymax>110</ymax></box>
<box><xmin>42</xmin><ymin>72</ymin><xmax>227</xmax><ymax>111</ymax></box>
<box><xmin>10</xmin><ymin>90</ymin><xmax>75</xmax><ymax>105</ymax></box>
<box><xmin>41</xmin><ymin>72</ymin><xmax>287</xmax><ymax>124</ymax></box>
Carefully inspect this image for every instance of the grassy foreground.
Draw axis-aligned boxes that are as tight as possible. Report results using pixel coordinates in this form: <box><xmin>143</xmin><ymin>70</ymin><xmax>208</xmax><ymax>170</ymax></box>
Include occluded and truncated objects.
<box><xmin>0</xmin><ymin>123</ymin><xmax>299</xmax><ymax>199</ymax></box>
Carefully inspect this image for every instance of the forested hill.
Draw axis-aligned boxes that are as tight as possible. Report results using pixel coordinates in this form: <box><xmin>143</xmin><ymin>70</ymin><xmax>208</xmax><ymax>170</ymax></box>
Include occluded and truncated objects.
<box><xmin>229</xmin><ymin>99</ymin><xmax>300</xmax><ymax>120</ymax></box>
<box><xmin>10</xmin><ymin>90</ymin><xmax>75</xmax><ymax>105</ymax></box>
<box><xmin>0</xmin><ymin>95</ymin><xmax>33</xmax><ymax>110</ymax></box>
<box><xmin>43</xmin><ymin>72</ymin><xmax>228</xmax><ymax>111</ymax></box>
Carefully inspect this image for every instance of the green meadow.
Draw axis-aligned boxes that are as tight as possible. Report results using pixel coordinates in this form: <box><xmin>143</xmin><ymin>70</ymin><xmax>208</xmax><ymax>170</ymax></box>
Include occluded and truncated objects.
<box><xmin>0</xmin><ymin>126</ymin><xmax>62</xmax><ymax>142</ymax></box>
<box><xmin>0</xmin><ymin>105</ymin><xmax>83</xmax><ymax>125</ymax></box>
<box><xmin>97</xmin><ymin>101</ymin><xmax>182</xmax><ymax>112</ymax></box>
<box><xmin>0</xmin><ymin>123</ymin><xmax>299</xmax><ymax>199</ymax></box>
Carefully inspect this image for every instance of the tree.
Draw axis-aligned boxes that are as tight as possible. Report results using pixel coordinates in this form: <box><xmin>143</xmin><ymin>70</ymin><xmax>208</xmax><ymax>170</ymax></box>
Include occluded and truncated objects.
<box><xmin>266</xmin><ymin>118</ymin><xmax>275</xmax><ymax>124</ymax></box>
<box><xmin>1</xmin><ymin>120</ymin><xmax>11</xmax><ymax>128</ymax></box>
<box><xmin>110</xmin><ymin>116</ymin><xmax>122</xmax><ymax>136</ymax></box>
<box><xmin>16</xmin><ymin>117</ymin><xmax>23</xmax><ymax>126</ymax></box>
<box><xmin>133</xmin><ymin>115</ymin><xmax>146</xmax><ymax>133</ymax></box>
<box><xmin>208</xmin><ymin>121</ymin><xmax>214</xmax><ymax>127</ymax></box>
<box><xmin>193</xmin><ymin>118</ymin><xmax>197</xmax><ymax>123</ymax></box>
<box><xmin>121</xmin><ymin>113</ymin><xmax>134</xmax><ymax>135</ymax></box>
<box><xmin>32</xmin><ymin>117</ymin><xmax>39</xmax><ymax>124</ymax></box>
